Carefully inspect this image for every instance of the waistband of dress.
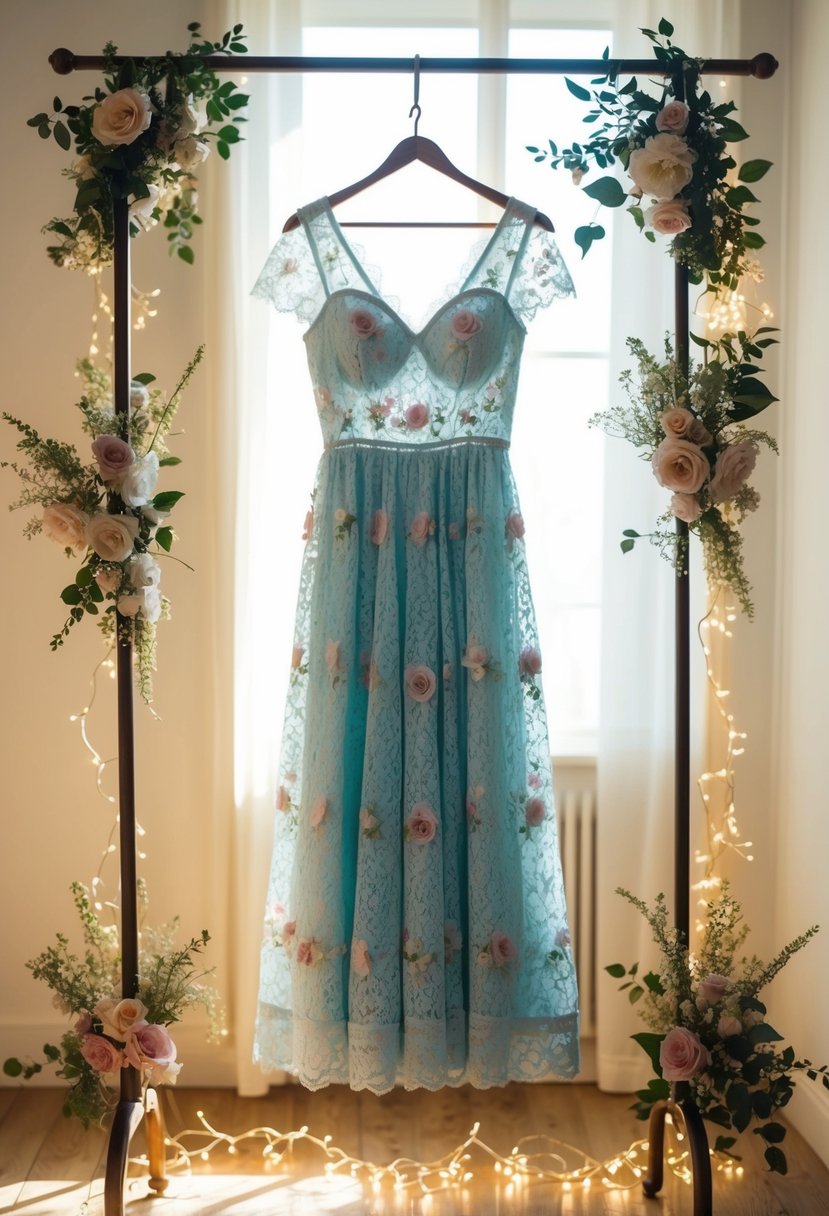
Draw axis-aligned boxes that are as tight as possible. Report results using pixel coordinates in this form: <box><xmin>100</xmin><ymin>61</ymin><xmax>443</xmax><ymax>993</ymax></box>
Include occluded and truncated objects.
<box><xmin>324</xmin><ymin>436</ymin><xmax>511</xmax><ymax>454</ymax></box>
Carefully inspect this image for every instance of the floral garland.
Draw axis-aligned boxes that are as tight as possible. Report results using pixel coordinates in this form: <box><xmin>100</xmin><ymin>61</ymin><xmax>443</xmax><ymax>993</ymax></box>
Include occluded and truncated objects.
<box><xmin>607</xmin><ymin>886</ymin><xmax>826</xmax><ymax>1175</ymax></box>
<box><xmin>529</xmin><ymin>17</ymin><xmax>778</xmax><ymax>616</ymax></box>
<box><xmin>3</xmin><ymin>882</ymin><xmax>220</xmax><ymax>1128</ymax></box>
<box><xmin>2</xmin><ymin>351</ymin><xmax>200</xmax><ymax>702</ymax></box>
<box><xmin>29</xmin><ymin>22</ymin><xmax>248</xmax><ymax>268</ymax></box>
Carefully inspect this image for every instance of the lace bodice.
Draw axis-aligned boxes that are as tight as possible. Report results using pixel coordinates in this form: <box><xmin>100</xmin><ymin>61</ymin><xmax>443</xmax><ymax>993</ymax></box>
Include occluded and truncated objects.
<box><xmin>252</xmin><ymin>197</ymin><xmax>575</xmax><ymax>446</ymax></box>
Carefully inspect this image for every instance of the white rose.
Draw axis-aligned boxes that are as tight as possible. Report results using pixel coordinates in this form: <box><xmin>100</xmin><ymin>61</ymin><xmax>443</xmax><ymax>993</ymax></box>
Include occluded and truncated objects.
<box><xmin>142</xmin><ymin>586</ymin><xmax>163</xmax><ymax>623</ymax></box>
<box><xmin>42</xmin><ymin>503</ymin><xmax>89</xmax><ymax>551</ymax></box>
<box><xmin>130</xmin><ymin>383</ymin><xmax>150</xmax><ymax>411</ymax></box>
<box><xmin>174</xmin><ymin>135</ymin><xmax>210</xmax><ymax>172</ymax></box>
<box><xmin>129</xmin><ymin>184</ymin><xmax>161</xmax><ymax>230</ymax></box>
<box><xmin>628</xmin><ymin>132</ymin><xmax>698</xmax><ymax>201</ymax></box>
<box><xmin>86</xmin><ymin>513</ymin><xmax>139</xmax><ymax>562</ymax></box>
<box><xmin>129</xmin><ymin>552</ymin><xmax>161</xmax><ymax>589</ymax></box>
<box><xmin>119</xmin><ymin>451</ymin><xmax>159</xmax><ymax>508</ymax></box>
<box><xmin>91</xmin><ymin>88</ymin><xmax>152</xmax><ymax>147</ymax></box>
<box><xmin>118</xmin><ymin>586</ymin><xmax>162</xmax><ymax>623</ymax></box>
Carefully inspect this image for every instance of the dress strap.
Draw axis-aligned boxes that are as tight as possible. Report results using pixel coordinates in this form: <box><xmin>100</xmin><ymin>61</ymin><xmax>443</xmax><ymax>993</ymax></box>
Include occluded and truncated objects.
<box><xmin>297</xmin><ymin>199</ymin><xmax>378</xmax><ymax>300</ymax></box>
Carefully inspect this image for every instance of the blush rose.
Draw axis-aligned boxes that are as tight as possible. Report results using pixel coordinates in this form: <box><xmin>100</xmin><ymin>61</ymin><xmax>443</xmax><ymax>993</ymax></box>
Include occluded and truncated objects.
<box><xmin>349</xmin><ymin>308</ymin><xmax>379</xmax><ymax>339</ymax></box>
<box><xmin>451</xmin><ymin>309</ymin><xmax>482</xmax><ymax>340</ymax></box>
<box><xmin>652</xmin><ymin>437</ymin><xmax>709</xmax><ymax>494</ymax></box>
<box><xmin>490</xmin><ymin>931</ymin><xmax>517</xmax><ymax>966</ymax></box>
<box><xmin>86</xmin><ymin>513</ymin><xmax>139</xmax><ymax>562</ymax></box>
<box><xmin>42</xmin><ymin>503</ymin><xmax>89</xmax><ymax>551</ymax></box>
<box><xmin>409</xmin><ymin>512</ymin><xmax>435</xmax><ymax>544</ymax></box>
<box><xmin>91</xmin><ymin>88</ymin><xmax>152</xmax><ymax>147</ymax></box>
<box><xmin>709</xmin><ymin>440</ymin><xmax>757</xmax><ymax>503</ymax></box>
<box><xmin>80</xmin><ymin>1033</ymin><xmax>124</xmax><ymax>1073</ymax></box>
<box><xmin>655</xmin><ymin>100</ymin><xmax>690</xmax><ymax>133</ymax></box>
<box><xmin>646</xmin><ymin>199</ymin><xmax>692</xmax><ymax>234</ymax></box>
<box><xmin>91</xmin><ymin>435</ymin><xmax>135</xmax><ymax>482</ymax></box>
<box><xmin>659</xmin><ymin>1026</ymin><xmax>712</xmax><ymax>1081</ymax></box>
<box><xmin>670</xmin><ymin>492</ymin><xmax>703</xmax><ymax>524</ymax></box>
<box><xmin>404</xmin><ymin>403</ymin><xmax>430</xmax><ymax>430</ymax></box>
<box><xmin>525</xmin><ymin>797</ymin><xmax>546</xmax><ymax>827</ymax></box>
<box><xmin>628</xmin><ymin>132</ymin><xmax>697</xmax><ymax>200</ymax></box>
<box><xmin>407</xmin><ymin>803</ymin><xmax>438</xmax><ymax>843</ymax></box>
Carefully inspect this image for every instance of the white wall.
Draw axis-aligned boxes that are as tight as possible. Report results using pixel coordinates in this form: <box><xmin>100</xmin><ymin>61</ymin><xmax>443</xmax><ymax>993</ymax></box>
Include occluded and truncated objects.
<box><xmin>0</xmin><ymin>0</ymin><xmax>235</xmax><ymax>1083</ymax></box>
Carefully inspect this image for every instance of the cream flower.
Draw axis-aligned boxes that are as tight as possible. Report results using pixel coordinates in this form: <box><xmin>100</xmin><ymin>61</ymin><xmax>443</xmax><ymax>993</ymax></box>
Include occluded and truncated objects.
<box><xmin>628</xmin><ymin>132</ymin><xmax>697</xmax><ymax>201</ymax></box>
<box><xmin>91</xmin><ymin>88</ymin><xmax>152</xmax><ymax>147</ymax></box>
<box><xmin>42</xmin><ymin>503</ymin><xmax>89</xmax><ymax>551</ymax></box>
<box><xmin>709</xmin><ymin>440</ymin><xmax>757</xmax><ymax>503</ymax></box>
<box><xmin>86</xmin><ymin>513</ymin><xmax>139</xmax><ymax>562</ymax></box>
<box><xmin>652</xmin><ymin>437</ymin><xmax>709</xmax><ymax>495</ymax></box>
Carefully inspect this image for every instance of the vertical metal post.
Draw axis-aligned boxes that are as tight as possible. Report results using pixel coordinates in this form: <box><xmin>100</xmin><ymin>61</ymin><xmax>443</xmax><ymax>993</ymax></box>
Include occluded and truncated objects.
<box><xmin>103</xmin><ymin>194</ymin><xmax>144</xmax><ymax>1216</ymax></box>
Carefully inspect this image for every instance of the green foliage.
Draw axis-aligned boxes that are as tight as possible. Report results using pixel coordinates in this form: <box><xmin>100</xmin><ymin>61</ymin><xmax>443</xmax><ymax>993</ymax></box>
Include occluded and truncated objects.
<box><xmin>606</xmin><ymin>884</ymin><xmax>824</xmax><ymax>1173</ymax></box>
<box><xmin>27</xmin><ymin>24</ymin><xmax>249</xmax><ymax>268</ymax></box>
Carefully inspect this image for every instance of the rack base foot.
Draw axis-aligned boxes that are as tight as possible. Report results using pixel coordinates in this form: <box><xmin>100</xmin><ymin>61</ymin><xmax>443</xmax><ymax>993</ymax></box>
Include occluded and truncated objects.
<box><xmin>104</xmin><ymin>1098</ymin><xmax>144</xmax><ymax>1216</ymax></box>
<box><xmin>643</xmin><ymin>1095</ymin><xmax>713</xmax><ymax>1215</ymax></box>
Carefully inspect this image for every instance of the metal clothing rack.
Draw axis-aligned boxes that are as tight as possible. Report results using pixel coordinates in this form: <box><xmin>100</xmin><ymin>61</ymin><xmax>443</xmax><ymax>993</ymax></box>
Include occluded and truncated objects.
<box><xmin>49</xmin><ymin>47</ymin><xmax>777</xmax><ymax>1216</ymax></box>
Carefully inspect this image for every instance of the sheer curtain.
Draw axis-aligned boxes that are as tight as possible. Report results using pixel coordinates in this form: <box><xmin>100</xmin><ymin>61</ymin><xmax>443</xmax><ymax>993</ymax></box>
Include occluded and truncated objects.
<box><xmin>209</xmin><ymin>0</ymin><xmax>733</xmax><ymax>1094</ymax></box>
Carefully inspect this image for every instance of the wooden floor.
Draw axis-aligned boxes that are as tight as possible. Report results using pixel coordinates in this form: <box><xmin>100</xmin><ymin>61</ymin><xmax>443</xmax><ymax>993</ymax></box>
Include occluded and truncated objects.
<box><xmin>2</xmin><ymin>1083</ymin><xmax>829</xmax><ymax>1215</ymax></box>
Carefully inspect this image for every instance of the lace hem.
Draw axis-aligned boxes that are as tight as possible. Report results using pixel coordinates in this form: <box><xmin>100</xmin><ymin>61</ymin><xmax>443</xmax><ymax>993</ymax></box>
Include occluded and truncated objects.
<box><xmin>255</xmin><ymin>1003</ymin><xmax>580</xmax><ymax>1094</ymax></box>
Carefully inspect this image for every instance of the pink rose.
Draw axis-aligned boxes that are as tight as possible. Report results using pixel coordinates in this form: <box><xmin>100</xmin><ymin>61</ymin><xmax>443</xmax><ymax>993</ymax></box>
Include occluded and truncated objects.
<box><xmin>281</xmin><ymin>257</ymin><xmax>299</xmax><ymax>275</ymax></box>
<box><xmin>461</xmin><ymin>640</ymin><xmax>489</xmax><ymax>682</ymax></box>
<box><xmin>291</xmin><ymin>644</ymin><xmax>304</xmax><ymax>669</ymax></box>
<box><xmin>302</xmin><ymin>509</ymin><xmax>314</xmax><ymax>540</ymax></box>
<box><xmin>407</xmin><ymin>803</ymin><xmax>438</xmax><ymax>843</ymax></box>
<box><xmin>670</xmin><ymin>492</ymin><xmax>703</xmax><ymax>524</ymax></box>
<box><xmin>709</xmin><ymin>440</ymin><xmax>757</xmax><ymax>503</ymax></box>
<box><xmin>490</xmin><ymin>931</ymin><xmax>517</xmax><ymax>966</ymax></box>
<box><xmin>404</xmin><ymin>664</ymin><xmax>436</xmax><ymax>702</ymax></box>
<box><xmin>325</xmin><ymin>640</ymin><xmax>341</xmax><ymax>674</ymax></box>
<box><xmin>409</xmin><ymin>512</ymin><xmax>435</xmax><ymax>544</ymax></box>
<box><xmin>698</xmin><ymin>973</ymin><xmax>730</xmax><ymax>1005</ymax></box>
<box><xmin>314</xmin><ymin>387</ymin><xmax>332</xmax><ymax>409</ymax></box>
<box><xmin>404</xmin><ymin>403</ymin><xmax>430</xmax><ymax>430</ymax></box>
<box><xmin>124</xmin><ymin>1023</ymin><xmax>177</xmax><ymax>1073</ymax></box>
<box><xmin>646</xmin><ymin>199</ymin><xmax>692</xmax><ymax>235</ymax></box>
<box><xmin>360</xmin><ymin>807</ymin><xmax>379</xmax><ymax>835</ymax></box>
<box><xmin>528</xmin><ymin>772</ymin><xmax>542</xmax><ymax>789</ymax></box>
<box><xmin>371</xmin><ymin>509</ymin><xmax>389</xmax><ymax>545</ymax></box>
<box><xmin>91</xmin><ymin>435</ymin><xmax>135</xmax><ymax>482</ymax></box>
<box><xmin>94</xmin><ymin>567</ymin><xmax>122</xmax><ymax>594</ymax></box>
<box><xmin>525</xmin><ymin>797</ymin><xmax>546</xmax><ymax>827</ymax></box>
<box><xmin>310</xmin><ymin>796</ymin><xmax>328</xmax><ymax>827</ymax></box>
<box><xmin>652</xmin><ymin>437</ymin><xmax>709</xmax><ymax>494</ymax></box>
<box><xmin>282</xmin><ymin>920</ymin><xmax>297</xmax><ymax>947</ymax></box>
<box><xmin>661</xmin><ymin>408</ymin><xmax>696</xmax><ymax>439</ymax></box>
<box><xmin>505</xmin><ymin>511</ymin><xmax>525</xmax><ymax>541</ymax></box>
<box><xmin>349</xmin><ymin>308</ymin><xmax>380</xmax><ymax>339</ymax></box>
<box><xmin>91</xmin><ymin>88</ymin><xmax>152</xmax><ymax>147</ymax></box>
<box><xmin>81</xmin><ymin>1033</ymin><xmax>124</xmax><ymax>1073</ymax></box>
<box><xmin>689</xmin><ymin>417</ymin><xmax>713</xmax><ymax>446</ymax></box>
<box><xmin>659</xmin><ymin>1026</ymin><xmax>712</xmax><ymax>1081</ymax></box>
<box><xmin>519</xmin><ymin>646</ymin><xmax>542</xmax><ymax>677</ymax></box>
<box><xmin>93</xmin><ymin>996</ymin><xmax>148</xmax><ymax>1040</ymax></box>
<box><xmin>296</xmin><ymin>938</ymin><xmax>320</xmax><ymax>966</ymax></box>
<box><xmin>718</xmin><ymin>1015</ymin><xmax>743</xmax><ymax>1039</ymax></box>
<box><xmin>352</xmin><ymin>939</ymin><xmax>372</xmax><ymax>977</ymax></box>
<box><xmin>444</xmin><ymin>921</ymin><xmax>462</xmax><ymax>963</ymax></box>
<box><xmin>555</xmin><ymin>927</ymin><xmax>572</xmax><ymax>948</ymax></box>
<box><xmin>656</xmin><ymin>100</ymin><xmax>690</xmax><ymax>134</ymax></box>
<box><xmin>276</xmin><ymin>785</ymin><xmax>290</xmax><ymax>812</ymax></box>
<box><xmin>42</xmin><ymin>503</ymin><xmax>90</xmax><ymax>551</ymax></box>
<box><xmin>451</xmin><ymin>309</ymin><xmax>482</xmax><ymax>340</ymax></box>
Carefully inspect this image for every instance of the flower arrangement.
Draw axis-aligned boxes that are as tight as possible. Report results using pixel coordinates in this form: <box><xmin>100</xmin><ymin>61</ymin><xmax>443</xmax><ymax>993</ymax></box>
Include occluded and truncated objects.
<box><xmin>1</xmin><ymin>349</ymin><xmax>201</xmax><ymax>700</ymax></box>
<box><xmin>592</xmin><ymin>333</ymin><xmax>777</xmax><ymax>617</ymax></box>
<box><xmin>3</xmin><ymin>881</ymin><xmax>220</xmax><ymax>1128</ymax></box>
<box><xmin>29</xmin><ymin>22</ymin><xmax>248</xmax><ymax>268</ymax></box>
<box><xmin>607</xmin><ymin>885</ymin><xmax>826</xmax><ymax>1174</ymax></box>
<box><xmin>529</xmin><ymin>17</ymin><xmax>778</xmax><ymax>618</ymax></box>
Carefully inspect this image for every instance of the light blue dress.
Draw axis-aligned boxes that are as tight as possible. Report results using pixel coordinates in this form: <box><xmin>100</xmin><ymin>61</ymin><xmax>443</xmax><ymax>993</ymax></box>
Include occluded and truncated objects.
<box><xmin>252</xmin><ymin>197</ymin><xmax>579</xmax><ymax>1093</ymax></box>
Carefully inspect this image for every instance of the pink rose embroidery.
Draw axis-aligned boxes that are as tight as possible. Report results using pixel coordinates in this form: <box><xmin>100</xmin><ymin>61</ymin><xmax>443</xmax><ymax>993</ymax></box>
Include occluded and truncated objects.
<box><xmin>461</xmin><ymin>639</ymin><xmax>489</xmax><ymax>682</ymax></box>
<box><xmin>296</xmin><ymin>938</ymin><xmax>321</xmax><ymax>967</ymax></box>
<box><xmin>360</xmin><ymin>807</ymin><xmax>380</xmax><ymax>838</ymax></box>
<box><xmin>370</xmin><ymin>509</ymin><xmax>389</xmax><ymax>545</ymax></box>
<box><xmin>352</xmin><ymin>939</ymin><xmax>372</xmax><ymax>977</ymax></box>
<box><xmin>281</xmin><ymin>257</ymin><xmax>299</xmax><ymax>275</ymax></box>
<box><xmin>409</xmin><ymin>512</ymin><xmax>435</xmax><ymax>544</ymax></box>
<box><xmin>302</xmin><ymin>509</ymin><xmax>314</xmax><ymax>541</ymax></box>
<box><xmin>555</xmin><ymin>927</ymin><xmax>572</xmax><ymax>948</ymax></box>
<box><xmin>527</xmin><ymin>771</ymin><xmax>542</xmax><ymax>790</ymax></box>
<box><xmin>349</xmin><ymin>308</ymin><xmax>380</xmax><ymax>339</ymax></box>
<box><xmin>325</xmin><ymin>640</ymin><xmax>341</xmax><ymax>674</ymax></box>
<box><xmin>81</xmin><ymin>1033</ymin><xmax>124</xmax><ymax>1074</ymax></box>
<box><xmin>282</xmin><ymin>920</ymin><xmax>297</xmax><ymax>948</ymax></box>
<box><xmin>291</xmin><ymin>644</ymin><xmax>304</xmax><ymax>669</ymax></box>
<box><xmin>659</xmin><ymin>1026</ymin><xmax>711</xmax><ymax>1081</ymax></box>
<box><xmin>505</xmin><ymin>511</ymin><xmax>525</xmax><ymax>542</ymax></box>
<box><xmin>407</xmin><ymin>803</ymin><xmax>438</xmax><ymax>843</ymax></box>
<box><xmin>525</xmin><ymin>797</ymin><xmax>546</xmax><ymax>827</ymax></box>
<box><xmin>404</xmin><ymin>664</ymin><xmax>436</xmax><ymax>702</ymax></box>
<box><xmin>519</xmin><ymin>646</ymin><xmax>542</xmax><ymax>677</ymax></box>
<box><xmin>276</xmin><ymin>785</ymin><xmax>290</xmax><ymax>812</ymax></box>
<box><xmin>451</xmin><ymin>309</ymin><xmax>482</xmax><ymax>340</ymax></box>
<box><xmin>404</xmin><ymin>402</ymin><xmax>430</xmax><ymax>430</ymax></box>
<box><xmin>489</xmin><ymin>931</ymin><xmax>517</xmax><ymax>966</ymax></box>
<box><xmin>310</xmin><ymin>796</ymin><xmax>328</xmax><ymax>827</ymax></box>
<box><xmin>314</xmin><ymin>387</ymin><xmax>332</xmax><ymax>409</ymax></box>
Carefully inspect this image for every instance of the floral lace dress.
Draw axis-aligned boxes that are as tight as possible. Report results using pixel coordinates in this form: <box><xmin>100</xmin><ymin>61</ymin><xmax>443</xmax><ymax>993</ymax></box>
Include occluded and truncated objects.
<box><xmin>252</xmin><ymin>197</ymin><xmax>580</xmax><ymax>1093</ymax></box>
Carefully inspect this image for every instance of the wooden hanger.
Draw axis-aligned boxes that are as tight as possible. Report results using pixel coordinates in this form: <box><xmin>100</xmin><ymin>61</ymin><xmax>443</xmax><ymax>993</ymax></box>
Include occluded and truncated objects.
<box><xmin>282</xmin><ymin>57</ymin><xmax>554</xmax><ymax>233</ymax></box>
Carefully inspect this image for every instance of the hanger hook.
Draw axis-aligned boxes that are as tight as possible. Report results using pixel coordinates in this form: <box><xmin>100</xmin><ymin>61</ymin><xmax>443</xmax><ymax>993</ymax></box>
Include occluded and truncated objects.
<box><xmin>409</xmin><ymin>53</ymin><xmax>421</xmax><ymax>136</ymax></box>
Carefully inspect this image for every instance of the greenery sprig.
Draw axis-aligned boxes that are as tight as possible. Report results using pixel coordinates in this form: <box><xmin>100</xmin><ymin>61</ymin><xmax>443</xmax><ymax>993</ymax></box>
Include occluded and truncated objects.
<box><xmin>28</xmin><ymin>22</ymin><xmax>248</xmax><ymax>267</ymax></box>
<box><xmin>607</xmin><ymin>885</ymin><xmax>824</xmax><ymax>1174</ymax></box>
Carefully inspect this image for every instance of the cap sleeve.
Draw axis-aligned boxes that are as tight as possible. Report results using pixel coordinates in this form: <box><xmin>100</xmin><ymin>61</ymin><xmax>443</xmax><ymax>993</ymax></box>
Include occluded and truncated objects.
<box><xmin>507</xmin><ymin>223</ymin><xmax>576</xmax><ymax>325</ymax></box>
<box><xmin>251</xmin><ymin>225</ymin><xmax>326</xmax><ymax>326</ymax></box>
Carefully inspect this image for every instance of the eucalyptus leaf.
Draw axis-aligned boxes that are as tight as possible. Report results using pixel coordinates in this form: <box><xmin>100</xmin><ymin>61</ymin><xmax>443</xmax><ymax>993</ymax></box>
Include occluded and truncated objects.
<box><xmin>582</xmin><ymin>175</ymin><xmax>627</xmax><ymax>208</ymax></box>
<box><xmin>738</xmin><ymin>158</ymin><xmax>773</xmax><ymax>183</ymax></box>
<box><xmin>565</xmin><ymin>77</ymin><xmax>592</xmax><ymax>102</ymax></box>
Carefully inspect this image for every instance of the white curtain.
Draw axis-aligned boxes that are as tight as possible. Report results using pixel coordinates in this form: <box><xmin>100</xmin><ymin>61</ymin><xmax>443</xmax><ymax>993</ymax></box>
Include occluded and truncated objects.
<box><xmin>595</xmin><ymin>0</ymin><xmax>736</xmax><ymax>1091</ymax></box>
<box><xmin>208</xmin><ymin>0</ymin><xmax>736</xmax><ymax>1094</ymax></box>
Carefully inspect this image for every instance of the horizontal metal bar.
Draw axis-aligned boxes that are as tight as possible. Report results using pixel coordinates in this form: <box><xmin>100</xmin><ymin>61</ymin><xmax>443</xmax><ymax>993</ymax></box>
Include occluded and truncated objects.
<box><xmin>49</xmin><ymin>49</ymin><xmax>779</xmax><ymax>79</ymax></box>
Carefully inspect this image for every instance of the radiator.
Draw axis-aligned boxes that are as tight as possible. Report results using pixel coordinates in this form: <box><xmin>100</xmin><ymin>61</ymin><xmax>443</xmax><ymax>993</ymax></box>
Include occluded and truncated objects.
<box><xmin>554</xmin><ymin>764</ymin><xmax>597</xmax><ymax>1039</ymax></box>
